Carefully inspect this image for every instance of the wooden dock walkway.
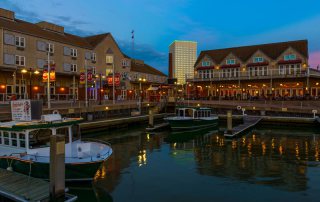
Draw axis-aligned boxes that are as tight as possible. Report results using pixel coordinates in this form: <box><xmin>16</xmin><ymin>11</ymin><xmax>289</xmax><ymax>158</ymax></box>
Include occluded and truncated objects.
<box><xmin>0</xmin><ymin>168</ymin><xmax>49</xmax><ymax>202</ymax></box>
<box><xmin>0</xmin><ymin>168</ymin><xmax>77</xmax><ymax>202</ymax></box>
<box><xmin>224</xmin><ymin>116</ymin><xmax>263</xmax><ymax>138</ymax></box>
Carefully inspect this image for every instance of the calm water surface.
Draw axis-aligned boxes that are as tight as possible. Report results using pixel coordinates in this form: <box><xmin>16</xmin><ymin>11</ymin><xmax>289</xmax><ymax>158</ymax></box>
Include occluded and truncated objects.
<box><xmin>70</xmin><ymin>125</ymin><xmax>320</xmax><ymax>202</ymax></box>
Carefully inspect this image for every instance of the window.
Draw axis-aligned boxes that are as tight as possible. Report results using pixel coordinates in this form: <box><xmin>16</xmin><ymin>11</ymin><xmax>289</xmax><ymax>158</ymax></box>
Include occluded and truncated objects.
<box><xmin>106</xmin><ymin>55</ymin><xmax>113</xmax><ymax>64</ymax></box>
<box><xmin>253</xmin><ymin>57</ymin><xmax>264</xmax><ymax>63</ymax></box>
<box><xmin>202</xmin><ymin>61</ymin><xmax>210</xmax><ymax>66</ymax></box>
<box><xmin>15</xmin><ymin>36</ymin><xmax>25</xmax><ymax>47</ymax></box>
<box><xmin>47</xmin><ymin>43</ymin><xmax>54</xmax><ymax>53</ymax></box>
<box><xmin>91</xmin><ymin>53</ymin><xmax>96</xmax><ymax>61</ymax></box>
<box><xmin>71</xmin><ymin>48</ymin><xmax>77</xmax><ymax>57</ymax></box>
<box><xmin>226</xmin><ymin>59</ymin><xmax>236</xmax><ymax>65</ymax></box>
<box><xmin>15</xmin><ymin>55</ymin><xmax>25</xmax><ymax>66</ymax></box>
<box><xmin>92</xmin><ymin>66</ymin><xmax>96</xmax><ymax>75</ymax></box>
<box><xmin>284</xmin><ymin>54</ymin><xmax>296</xmax><ymax>61</ymax></box>
<box><xmin>122</xmin><ymin>59</ymin><xmax>129</xmax><ymax>67</ymax></box>
<box><xmin>71</xmin><ymin>64</ymin><xmax>77</xmax><ymax>72</ymax></box>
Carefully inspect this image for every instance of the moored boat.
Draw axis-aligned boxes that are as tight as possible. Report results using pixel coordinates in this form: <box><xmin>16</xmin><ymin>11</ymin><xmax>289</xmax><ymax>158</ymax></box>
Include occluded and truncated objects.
<box><xmin>164</xmin><ymin>107</ymin><xmax>219</xmax><ymax>131</ymax></box>
<box><xmin>0</xmin><ymin>113</ymin><xmax>113</xmax><ymax>181</ymax></box>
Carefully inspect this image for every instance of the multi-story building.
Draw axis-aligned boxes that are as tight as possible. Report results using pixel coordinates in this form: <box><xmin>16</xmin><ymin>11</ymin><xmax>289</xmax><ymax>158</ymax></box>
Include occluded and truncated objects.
<box><xmin>0</xmin><ymin>8</ymin><xmax>167</xmax><ymax>102</ymax></box>
<box><xmin>188</xmin><ymin>40</ymin><xmax>320</xmax><ymax>99</ymax></box>
<box><xmin>169</xmin><ymin>40</ymin><xmax>197</xmax><ymax>84</ymax></box>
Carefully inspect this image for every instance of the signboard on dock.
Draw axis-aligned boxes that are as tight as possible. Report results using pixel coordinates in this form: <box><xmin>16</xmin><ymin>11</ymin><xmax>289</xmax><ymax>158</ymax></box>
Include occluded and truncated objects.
<box><xmin>11</xmin><ymin>99</ymin><xmax>32</xmax><ymax>121</ymax></box>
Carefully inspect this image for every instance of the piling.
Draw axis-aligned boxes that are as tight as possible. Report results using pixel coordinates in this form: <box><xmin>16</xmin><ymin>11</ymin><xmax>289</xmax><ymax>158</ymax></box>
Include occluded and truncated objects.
<box><xmin>50</xmin><ymin>135</ymin><xmax>65</xmax><ymax>201</ymax></box>
<box><xmin>149</xmin><ymin>108</ymin><xmax>154</xmax><ymax>127</ymax></box>
<box><xmin>227</xmin><ymin>110</ymin><xmax>232</xmax><ymax>133</ymax></box>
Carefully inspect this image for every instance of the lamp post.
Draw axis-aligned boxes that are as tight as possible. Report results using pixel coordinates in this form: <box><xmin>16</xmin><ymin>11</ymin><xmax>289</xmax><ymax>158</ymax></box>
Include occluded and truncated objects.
<box><xmin>112</xmin><ymin>58</ymin><xmax>115</xmax><ymax>104</ymax></box>
<box><xmin>47</xmin><ymin>51</ymin><xmax>51</xmax><ymax>109</ymax></box>
<box><xmin>22</xmin><ymin>68</ymin><xmax>39</xmax><ymax>100</ymax></box>
<box><xmin>96</xmin><ymin>73</ymin><xmax>103</xmax><ymax>105</ymax></box>
<box><xmin>138</xmin><ymin>78</ymin><xmax>146</xmax><ymax>114</ymax></box>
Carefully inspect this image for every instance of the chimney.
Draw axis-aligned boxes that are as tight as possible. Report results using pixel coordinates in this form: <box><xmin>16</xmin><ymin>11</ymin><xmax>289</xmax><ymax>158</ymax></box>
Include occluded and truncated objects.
<box><xmin>36</xmin><ymin>21</ymin><xmax>64</xmax><ymax>34</ymax></box>
<box><xmin>0</xmin><ymin>8</ymin><xmax>15</xmax><ymax>21</ymax></box>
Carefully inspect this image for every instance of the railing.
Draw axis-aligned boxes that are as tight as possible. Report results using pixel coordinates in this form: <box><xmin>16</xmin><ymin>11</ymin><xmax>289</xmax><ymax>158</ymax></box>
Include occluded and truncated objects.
<box><xmin>187</xmin><ymin>68</ymin><xmax>315</xmax><ymax>82</ymax></box>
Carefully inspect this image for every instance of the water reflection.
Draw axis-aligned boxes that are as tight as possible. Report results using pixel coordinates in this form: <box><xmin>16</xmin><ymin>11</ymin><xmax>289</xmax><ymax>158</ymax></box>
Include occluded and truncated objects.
<box><xmin>78</xmin><ymin>126</ymin><xmax>320</xmax><ymax>201</ymax></box>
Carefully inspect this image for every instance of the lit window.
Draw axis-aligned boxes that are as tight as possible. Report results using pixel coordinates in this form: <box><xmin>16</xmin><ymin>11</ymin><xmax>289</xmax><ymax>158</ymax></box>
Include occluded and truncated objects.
<box><xmin>253</xmin><ymin>57</ymin><xmax>264</xmax><ymax>63</ymax></box>
<box><xmin>226</xmin><ymin>59</ymin><xmax>236</xmax><ymax>65</ymax></box>
<box><xmin>106</xmin><ymin>55</ymin><xmax>113</xmax><ymax>64</ymax></box>
<box><xmin>284</xmin><ymin>54</ymin><xmax>296</xmax><ymax>61</ymax></box>
<box><xmin>71</xmin><ymin>48</ymin><xmax>77</xmax><ymax>57</ymax></box>
<box><xmin>71</xmin><ymin>64</ymin><xmax>77</xmax><ymax>72</ymax></box>
<box><xmin>15</xmin><ymin>36</ymin><xmax>25</xmax><ymax>47</ymax></box>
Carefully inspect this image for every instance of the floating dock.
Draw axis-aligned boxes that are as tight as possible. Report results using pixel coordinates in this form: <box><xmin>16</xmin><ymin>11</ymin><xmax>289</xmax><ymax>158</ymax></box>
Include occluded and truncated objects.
<box><xmin>0</xmin><ymin>168</ymin><xmax>77</xmax><ymax>202</ymax></box>
<box><xmin>146</xmin><ymin>122</ymin><xmax>170</xmax><ymax>132</ymax></box>
<box><xmin>224</xmin><ymin>116</ymin><xmax>263</xmax><ymax>138</ymax></box>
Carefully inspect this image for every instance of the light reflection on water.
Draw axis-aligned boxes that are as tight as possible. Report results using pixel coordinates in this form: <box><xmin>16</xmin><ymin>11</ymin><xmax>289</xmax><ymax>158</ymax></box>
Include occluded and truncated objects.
<box><xmin>72</xmin><ymin>126</ymin><xmax>320</xmax><ymax>202</ymax></box>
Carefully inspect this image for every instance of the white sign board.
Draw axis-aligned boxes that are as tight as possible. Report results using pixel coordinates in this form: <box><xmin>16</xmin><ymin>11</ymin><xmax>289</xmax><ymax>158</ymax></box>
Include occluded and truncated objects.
<box><xmin>11</xmin><ymin>100</ymin><xmax>32</xmax><ymax>121</ymax></box>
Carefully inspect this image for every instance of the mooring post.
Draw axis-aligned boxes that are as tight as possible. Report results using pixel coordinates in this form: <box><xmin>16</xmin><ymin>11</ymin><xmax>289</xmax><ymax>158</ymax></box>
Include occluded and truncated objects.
<box><xmin>50</xmin><ymin>135</ymin><xmax>65</xmax><ymax>201</ymax></box>
<box><xmin>227</xmin><ymin>110</ymin><xmax>232</xmax><ymax>133</ymax></box>
<box><xmin>149</xmin><ymin>108</ymin><xmax>154</xmax><ymax>127</ymax></box>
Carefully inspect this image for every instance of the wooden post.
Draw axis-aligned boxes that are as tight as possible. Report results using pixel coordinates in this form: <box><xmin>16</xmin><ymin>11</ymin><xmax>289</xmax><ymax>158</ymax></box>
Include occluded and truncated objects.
<box><xmin>149</xmin><ymin>108</ymin><xmax>154</xmax><ymax>127</ymax></box>
<box><xmin>227</xmin><ymin>110</ymin><xmax>232</xmax><ymax>133</ymax></box>
<box><xmin>50</xmin><ymin>135</ymin><xmax>65</xmax><ymax>201</ymax></box>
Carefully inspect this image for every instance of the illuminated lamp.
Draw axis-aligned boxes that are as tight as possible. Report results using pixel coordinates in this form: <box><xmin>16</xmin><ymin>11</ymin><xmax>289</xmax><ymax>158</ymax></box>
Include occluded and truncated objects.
<box><xmin>33</xmin><ymin>86</ymin><xmax>39</xmax><ymax>90</ymax></box>
<box><xmin>105</xmin><ymin>106</ymin><xmax>109</xmax><ymax>110</ymax></box>
<box><xmin>0</xmin><ymin>85</ymin><xmax>5</xmax><ymax>89</ymax></box>
<box><xmin>316</xmin><ymin>83</ymin><xmax>319</xmax><ymax>86</ymax></box>
<box><xmin>60</xmin><ymin>87</ymin><xmax>65</xmax><ymax>91</ymax></box>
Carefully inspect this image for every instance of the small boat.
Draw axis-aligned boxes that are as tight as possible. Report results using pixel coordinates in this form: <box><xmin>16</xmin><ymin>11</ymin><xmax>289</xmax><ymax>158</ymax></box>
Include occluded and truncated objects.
<box><xmin>164</xmin><ymin>107</ymin><xmax>219</xmax><ymax>131</ymax></box>
<box><xmin>0</xmin><ymin>113</ymin><xmax>112</xmax><ymax>181</ymax></box>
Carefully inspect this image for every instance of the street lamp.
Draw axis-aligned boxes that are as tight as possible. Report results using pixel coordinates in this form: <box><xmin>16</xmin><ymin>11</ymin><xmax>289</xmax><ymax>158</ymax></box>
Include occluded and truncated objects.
<box><xmin>138</xmin><ymin>78</ymin><xmax>146</xmax><ymax>113</ymax></box>
<box><xmin>22</xmin><ymin>68</ymin><xmax>39</xmax><ymax>100</ymax></box>
<box><xmin>96</xmin><ymin>73</ymin><xmax>104</xmax><ymax>105</ymax></box>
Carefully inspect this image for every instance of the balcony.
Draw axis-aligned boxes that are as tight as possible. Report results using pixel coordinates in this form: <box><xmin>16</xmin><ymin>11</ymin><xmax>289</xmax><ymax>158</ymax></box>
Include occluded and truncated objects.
<box><xmin>187</xmin><ymin>68</ymin><xmax>320</xmax><ymax>82</ymax></box>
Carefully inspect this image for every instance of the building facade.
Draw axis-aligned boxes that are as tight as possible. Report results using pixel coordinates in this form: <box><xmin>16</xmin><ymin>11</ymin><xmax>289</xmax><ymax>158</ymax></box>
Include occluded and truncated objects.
<box><xmin>188</xmin><ymin>40</ymin><xmax>320</xmax><ymax>100</ymax></box>
<box><xmin>169</xmin><ymin>40</ymin><xmax>197</xmax><ymax>84</ymax></box>
<box><xmin>0</xmin><ymin>8</ymin><xmax>167</xmax><ymax>102</ymax></box>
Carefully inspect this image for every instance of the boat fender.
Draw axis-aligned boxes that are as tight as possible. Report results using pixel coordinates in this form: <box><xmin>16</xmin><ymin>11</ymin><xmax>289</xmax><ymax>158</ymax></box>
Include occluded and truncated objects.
<box><xmin>237</xmin><ymin>106</ymin><xmax>241</xmax><ymax>110</ymax></box>
<box><xmin>7</xmin><ymin>167</ymin><xmax>13</xmax><ymax>171</ymax></box>
<box><xmin>62</xmin><ymin>117</ymin><xmax>67</xmax><ymax>121</ymax></box>
<box><xmin>53</xmin><ymin>110</ymin><xmax>59</xmax><ymax>114</ymax></box>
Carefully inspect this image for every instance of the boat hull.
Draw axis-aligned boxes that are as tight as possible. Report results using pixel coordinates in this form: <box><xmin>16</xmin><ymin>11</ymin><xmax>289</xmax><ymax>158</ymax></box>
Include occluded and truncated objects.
<box><xmin>0</xmin><ymin>157</ymin><xmax>104</xmax><ymax>181</ymax></box>
<box><xmin>166</xmin><ymin>118</ymin><xmax>219</xmax><ymax>131</ymax></box>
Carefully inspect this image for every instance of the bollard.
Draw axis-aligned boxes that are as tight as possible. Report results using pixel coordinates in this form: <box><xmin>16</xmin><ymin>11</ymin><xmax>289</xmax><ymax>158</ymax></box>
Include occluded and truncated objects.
<box><xmin>227</xmin><ymin>110</ymin><xmax>232</xmax><ymax>133</ymax></box>
<box><xmin>312</xmin><ymin>109</ymin><xmax>318</xmax><ymax>119</ymax></box>
<box><xmin>149</xmin><ymin>108</ymin><xmax>154</xmax><ymax>127</ymax></box>
<box><xmin>50</xmin><ymin>135</ymin><xmax>65</xmax><ymax>201</ymax></box>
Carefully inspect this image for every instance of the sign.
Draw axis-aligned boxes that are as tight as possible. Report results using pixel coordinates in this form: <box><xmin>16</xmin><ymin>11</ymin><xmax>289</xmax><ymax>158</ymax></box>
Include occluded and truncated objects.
<box><xmin>107</xmin><ymin>73</ymin><xmax>120</xmax><ymax>86</ymax></box>
<box><xmin>87</xmin><ymin>69</ymin><xmax>93</xmax><ymax>83</ymax></box>
<box><xmin>11</xmin><ymin>99</ymin><xmax>32</xmax><ymax>121</ymax></box>
<box><xmin>80</xmin><ymin>69</ymin><xmax>85</xmax><ymax>84</ymax></box>
<box><xmin>43</xmin><ymin>64</ymin><xmax>56</xmax><ymax>82</ymax></box>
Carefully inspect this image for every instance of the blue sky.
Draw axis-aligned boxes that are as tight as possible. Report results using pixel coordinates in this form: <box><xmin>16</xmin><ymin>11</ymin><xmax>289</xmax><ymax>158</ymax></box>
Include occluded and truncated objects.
<box><xmin>1</xmin><ymin>0</ymin><xmax>320</xmax><ymax>73</ymax></box>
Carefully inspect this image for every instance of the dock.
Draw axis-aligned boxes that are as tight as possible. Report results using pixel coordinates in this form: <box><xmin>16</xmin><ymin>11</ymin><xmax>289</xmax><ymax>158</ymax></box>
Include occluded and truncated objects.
<box><xmin>224</xmin><ymin>116</ymin><xmax>263</xmax><ymax>138</ymax></box>
<box><xmin>146</xmin><ymin>122</ymin><xmax>170</xmax><ymax>132</ymax></box>
<box><xmin>0</xmin><ymin>168</ymin><xmax>77</xmax><ymax>202</ymax></box>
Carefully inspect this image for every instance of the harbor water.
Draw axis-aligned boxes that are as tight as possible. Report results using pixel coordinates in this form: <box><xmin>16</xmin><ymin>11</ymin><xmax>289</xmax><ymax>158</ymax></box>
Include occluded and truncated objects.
<box><xmin>70</xmin><ymin>124</ymin><xmax>320</xmax><ymax>202</ymax></box>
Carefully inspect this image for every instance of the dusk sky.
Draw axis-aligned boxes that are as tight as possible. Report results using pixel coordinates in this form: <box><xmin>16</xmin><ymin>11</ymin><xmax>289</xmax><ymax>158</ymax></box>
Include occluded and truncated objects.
<box><xmin>1</xmin><ymin>0</ymin><xmax>319</xmax><ymax>74</ymax></box>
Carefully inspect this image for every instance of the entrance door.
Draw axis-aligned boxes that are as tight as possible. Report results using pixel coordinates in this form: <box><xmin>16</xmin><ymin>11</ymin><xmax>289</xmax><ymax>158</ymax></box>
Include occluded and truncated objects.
<box><xmin>121</xmin><ymin>90</ymin><xmax>127</xmax><ymax>100</ymax></box>
<box><xmin>88</xmin><ymin>88</ymin><xmax>97</xmax><ymax>100</ymax></box>
<box><xmin>44</xmin><ymin>82</ymin><xmax>55</xmax><ymax>100</ymax></box>
<box><xmin>69</xmin><ymin>88</ymin><xmax>78</xmax><ymax>100</ymax></box>
<box><xmin>16</xmin><ymin>79</ymin><xmax>26</xmax><ymax>99</ymax></box>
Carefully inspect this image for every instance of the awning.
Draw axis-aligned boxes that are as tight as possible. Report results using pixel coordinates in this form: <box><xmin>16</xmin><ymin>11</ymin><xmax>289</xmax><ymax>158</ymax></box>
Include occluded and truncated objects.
<box><xmin>147</xmin><ymin>87</ymin><xmax>159</xmax><ymax>91</ymax></box>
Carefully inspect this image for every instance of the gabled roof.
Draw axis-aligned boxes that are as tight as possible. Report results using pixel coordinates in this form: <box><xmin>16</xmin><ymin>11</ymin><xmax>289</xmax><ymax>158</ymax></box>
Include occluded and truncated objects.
<box><xmin>84</xmin><ymin>33</ymin><xmax>110</xmax><ymax>47</ymax></box>
<box><xmin>131</xmin><ymin>60</ymin><xmax>167</xmax><ymax>77</ymax></box>
<box><xmin>195</xmin><ymin>40</ymin><xmax>308</xmax><ymax>67</ymax></box>
<box><xmin>0</xmin><ymin>18</ymin><xmax>93</xmax><ymax>49</ymax></box>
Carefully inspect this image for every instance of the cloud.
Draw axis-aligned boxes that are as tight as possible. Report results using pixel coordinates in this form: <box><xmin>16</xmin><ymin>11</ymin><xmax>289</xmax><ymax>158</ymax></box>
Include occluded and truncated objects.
<box><xmin>118</xmin><ymin>40</ymin><xmax>168</xmax><ymax>74</ymax></box>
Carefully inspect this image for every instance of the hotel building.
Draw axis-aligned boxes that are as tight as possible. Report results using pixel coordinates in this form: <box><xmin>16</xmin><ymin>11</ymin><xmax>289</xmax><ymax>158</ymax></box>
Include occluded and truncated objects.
<box><xmin>188</xmin><ymin>40</ymin><xmax>320</xmax><ymax>99</ymax></box>
<box><xmin>0</xmin><ymin>8</ymin><xmax>167</xmax><ymax>102</ymax></box>
<box><xmin>169</xmin><ymin>40</ymin><xmax>197</xmax><ymax>84</ymax></box>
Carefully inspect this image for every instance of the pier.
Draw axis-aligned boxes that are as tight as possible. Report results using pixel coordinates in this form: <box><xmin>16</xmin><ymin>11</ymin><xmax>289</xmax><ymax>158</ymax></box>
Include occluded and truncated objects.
<box><xmin>224</xmin><ymin>116</ymin><xmax>263</xmax><ymax>138</ymax></box>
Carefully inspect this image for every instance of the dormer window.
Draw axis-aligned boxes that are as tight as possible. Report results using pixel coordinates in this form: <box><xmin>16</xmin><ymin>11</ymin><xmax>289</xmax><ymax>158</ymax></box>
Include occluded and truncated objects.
<box><xmin>284</xmin><ymin>54</ymin><xmax>296</xmax><ymax>61</ymax></box>
<box><xmin>253</xmin><ymin>57</ymin><xmax>264</xmax><ymax>63</ymax></box>
<box><xmin>71</xmin><ymin>48</ymin><xmax>77</xmax><ymax>57</ymax></box>
<box><xmin>202</xmin><ymin>61</ymin><xmax>210</xmax><ymax>66</ymax></box>
<box><xmin>15</xmin><ymin>36</ymin><xmax>25</xmax><ymax>48</ymax></box>
<box><xmin>226</xmin><ymin>59</ymin><xmax>236</xmax><ymax>65</ymax></box>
